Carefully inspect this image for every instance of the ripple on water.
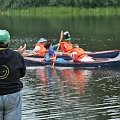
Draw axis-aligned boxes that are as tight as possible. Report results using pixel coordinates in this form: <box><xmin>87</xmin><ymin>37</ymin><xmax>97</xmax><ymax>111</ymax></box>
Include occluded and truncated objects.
<box><xmin>22</xmin><ymin>67</ymin><xmax>120</xmax><ymax>120</ymax></box>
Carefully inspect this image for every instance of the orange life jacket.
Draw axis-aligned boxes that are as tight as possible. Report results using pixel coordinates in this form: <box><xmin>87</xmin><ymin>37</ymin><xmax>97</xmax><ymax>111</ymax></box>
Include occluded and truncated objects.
<box><xmin>35</xmin><ymin>43</ymin><xmax>46</xmax><ymax>56</ymax></box>
<box><xmin>60</xmin><ymin>42</ymin><xmax>73</xmax><ymax>53</ymax></box>
<box><xmin>71</xmin><ymin>48</ymin><xmax>87</xmax><ymax>61</ymax></box>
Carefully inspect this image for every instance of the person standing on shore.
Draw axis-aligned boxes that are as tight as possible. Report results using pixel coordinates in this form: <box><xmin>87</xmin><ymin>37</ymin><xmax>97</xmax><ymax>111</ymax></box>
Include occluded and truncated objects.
<box><xmin>0</xmin><ymin>29</ymin><xmax>26</xmax><ymax>120</ymax></box>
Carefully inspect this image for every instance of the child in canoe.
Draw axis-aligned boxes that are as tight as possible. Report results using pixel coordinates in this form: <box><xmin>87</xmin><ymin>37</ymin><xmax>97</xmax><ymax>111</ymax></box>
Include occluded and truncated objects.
<box><xmin>32</xmin><ymin>38</ymin><xmax>47</xmax><ymax>57</ymax></box>
<box><xmin>60</xmin><ymin>31</ymin><xmax>73</xmax><ymax>55</ymax></box>
<box><xmin>44</xmin><ymin>43</ymin><xmax>67</xmax><ymax>62</ymax></box>
<box><xmin>60</xmin><ymin>31</ymin><xmax>94</xmax><ymax>62</ymax></box>
<box><xmin>71</xmin><ymin>44</ymin><xmax>94</xmax><ymax>62</ymax></box>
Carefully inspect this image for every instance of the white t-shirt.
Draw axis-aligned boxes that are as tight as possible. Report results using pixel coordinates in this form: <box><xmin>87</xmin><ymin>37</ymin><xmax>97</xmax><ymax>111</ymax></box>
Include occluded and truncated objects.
<box><xmin>34</xmin><ymin>46</ymin><xmax>41</xmax><ymax>52</ymax></box>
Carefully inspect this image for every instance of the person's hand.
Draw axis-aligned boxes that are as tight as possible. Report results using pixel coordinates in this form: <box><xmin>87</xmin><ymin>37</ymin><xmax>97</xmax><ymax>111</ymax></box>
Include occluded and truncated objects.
<box><xmin>57</xmin><ymin>43</ymin><xmax>60</xmax><ymax>46</ymax></box>
<box><xmin>18</xmin><ymin>44</ymin><xmax>26</xmax><ymax>54</ymax></box>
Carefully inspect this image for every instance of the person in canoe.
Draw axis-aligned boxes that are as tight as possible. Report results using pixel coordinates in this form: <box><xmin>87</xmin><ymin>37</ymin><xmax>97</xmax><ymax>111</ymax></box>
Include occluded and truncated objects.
<box><xmin>44</xmin><ymin>42</ymin><xmax>67</xmax><ymax>62</ymax></box>
<box><xmin>71</xmin><ymin>44</ymin><xmax>94</xmax><ymax>62</ymax></box>
<box><xmin>32</xmin><ymin>38</ymin><xmax>47</xmax><ymax>57</ymax></box>
<box><xmin>21</xmin><ymin>38</ymin><xmax>47</xmax><ymax>57</ymax></box>
<box><xmin>60</xmin><ymin>31</ymin><xmax>94</xmax><ymax>62</ymax></box>
<box><xmin>60</xmin><ymin>31</ymin><xmax>73</xmax><ymax>55</ymax></box>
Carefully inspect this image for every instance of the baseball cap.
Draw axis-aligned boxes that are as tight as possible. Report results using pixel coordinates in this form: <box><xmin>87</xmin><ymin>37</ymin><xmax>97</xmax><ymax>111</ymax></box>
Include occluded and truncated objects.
<box><xmin>38</xmin><ymin>38</ymin><xmax>47</xmax><ymax>43</ymax></box>
<box><xmin>0</xmin><ymin>29</ymin><xmax>10</xmax><ymax>45</ymax></box>
<box><xmin>64</xmin><ymin>31</ymin><xmax>72</xmax><ymax>40</ymax></box>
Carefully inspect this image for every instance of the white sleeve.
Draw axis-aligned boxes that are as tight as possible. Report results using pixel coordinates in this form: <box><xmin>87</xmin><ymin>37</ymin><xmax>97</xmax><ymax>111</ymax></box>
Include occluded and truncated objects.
<box><xmin>72</xmin><ymin>52</ymin><xmax>77</xmax><ymax>55</ymax></box>
<box><xmin>64</xmin><ymin>44</ymin><xmax>67</xmax><ymax>49</ymax></box>
<box><xmin>34</xmin><ymin>46</ymin><xmax>41</xmax><ymax>52</ymax></box>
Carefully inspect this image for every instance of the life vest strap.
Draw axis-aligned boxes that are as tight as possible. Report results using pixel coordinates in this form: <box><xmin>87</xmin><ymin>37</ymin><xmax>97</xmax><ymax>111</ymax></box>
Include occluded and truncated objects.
<box><xmin>77</xmin><ymin>53</ymin><xmax>86</xmax><ymax>59</ymax></box>
<box><xmin>65</xmin><ymin>49</ymin><xmax>72</xmax><ymax>52</ymax></box>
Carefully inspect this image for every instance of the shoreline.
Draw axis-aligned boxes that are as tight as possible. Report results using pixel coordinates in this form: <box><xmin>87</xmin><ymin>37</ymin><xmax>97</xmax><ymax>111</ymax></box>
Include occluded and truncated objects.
<box><xmin>0</xmin><ymin>7</ymin><xmax>120</xmax><ymax>17</ymax></box>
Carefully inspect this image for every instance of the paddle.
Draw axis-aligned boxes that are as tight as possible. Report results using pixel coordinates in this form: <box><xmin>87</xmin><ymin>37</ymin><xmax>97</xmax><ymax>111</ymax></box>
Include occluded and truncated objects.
<box><xmin>51</xmin><ymin>30</ymin><xmax>64</xmax><ymax>67</ymax></box>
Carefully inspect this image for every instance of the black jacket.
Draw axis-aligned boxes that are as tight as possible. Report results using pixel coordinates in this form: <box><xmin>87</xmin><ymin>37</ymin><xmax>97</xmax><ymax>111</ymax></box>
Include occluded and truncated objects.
<box><xmin>0</xmin><ymin>49</ymin><xmax>26</xmax><ymax>95</ymax></box>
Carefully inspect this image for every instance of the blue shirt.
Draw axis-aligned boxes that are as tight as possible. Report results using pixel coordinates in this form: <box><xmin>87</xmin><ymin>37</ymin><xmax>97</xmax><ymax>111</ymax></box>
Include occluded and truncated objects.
<box><xmin>45</xmin><ymin>45</ymin><xmax>67</xmax><ymax>62</ymax></box>
<box><xmin>45</xmin><ymin>45</ymin><xmax>56</xmax><ymax>62</ymax></box>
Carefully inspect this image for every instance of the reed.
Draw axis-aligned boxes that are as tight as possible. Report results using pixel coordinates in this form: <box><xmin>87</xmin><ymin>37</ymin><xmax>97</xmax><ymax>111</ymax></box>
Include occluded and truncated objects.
<box><xmin>0</xmin><ymin>7</ymin><xmax>120</xmax><ymax>17</ymax></box>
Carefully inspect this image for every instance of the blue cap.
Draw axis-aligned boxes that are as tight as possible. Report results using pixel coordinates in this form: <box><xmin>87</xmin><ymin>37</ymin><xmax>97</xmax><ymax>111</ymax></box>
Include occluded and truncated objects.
<box><xmin>38</xmin><ymin>38</ymin><xmax>47</xmax><ymax>43</ymax></box>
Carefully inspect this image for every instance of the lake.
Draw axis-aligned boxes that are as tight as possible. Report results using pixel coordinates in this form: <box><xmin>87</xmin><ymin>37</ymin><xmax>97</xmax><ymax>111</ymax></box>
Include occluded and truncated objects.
<box><xmin>22</xmin><ymin>67</ymin><xmax>120</xmax><ymax>120</ymax></box>
<box><xmin>0</xmin><ymin>15</ymin><xmax>120</xmax><ymax>51</ymax></box>
<box><xmin>0</xmin><ymin>15</ymin><xmax>120</xmax><ymax>120</ymax></box>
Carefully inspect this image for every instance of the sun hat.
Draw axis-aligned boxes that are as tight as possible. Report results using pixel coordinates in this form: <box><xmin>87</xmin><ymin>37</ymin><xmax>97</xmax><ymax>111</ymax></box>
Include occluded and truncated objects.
<box><xmin>38</xmin><ymin>38</ymin><xmax>47</xmax><ymax>43</ymax></box>
<box><xmin>64</xmin><ymin>31</ymin><xmax>72</xmax><ymax>40</ymax></box>
<box><xmin>0</xmin><ymin>29</ymin><xmax>10</xmax><ymax>44</ymax></box>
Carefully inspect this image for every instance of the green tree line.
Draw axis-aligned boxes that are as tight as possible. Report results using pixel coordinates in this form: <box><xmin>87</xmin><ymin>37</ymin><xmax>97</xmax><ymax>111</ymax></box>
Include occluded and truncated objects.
<box><xmin>0</xmin><ymin>0</ymin><xmax>120</xmax><ymax>9</ymax></box>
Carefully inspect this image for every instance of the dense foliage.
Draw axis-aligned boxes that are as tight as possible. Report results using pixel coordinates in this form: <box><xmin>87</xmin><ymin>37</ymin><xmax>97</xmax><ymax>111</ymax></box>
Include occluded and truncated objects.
<box><xmin>0</xmin><ymin>0</ymin><xmax>120</xmax><ymax>9</ymax></box>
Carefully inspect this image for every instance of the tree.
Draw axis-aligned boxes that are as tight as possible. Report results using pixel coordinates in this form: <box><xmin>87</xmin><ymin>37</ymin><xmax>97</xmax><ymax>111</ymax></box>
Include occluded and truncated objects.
<box><xmin>0</xmin><ymin>0</ymin><xmax>120</xmax><ymax>9</ymax></box>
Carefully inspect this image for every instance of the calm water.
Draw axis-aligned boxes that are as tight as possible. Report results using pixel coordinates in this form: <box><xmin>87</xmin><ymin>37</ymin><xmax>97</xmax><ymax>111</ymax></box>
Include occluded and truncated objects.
<box><xmin>22</xmin><ymin>67</ymin><xmax>120</xmax><ymax>120</ymax></box>
<box><xmin>0</xmin><ymin>15</ymin><xmax>120</xmax><ymax>51</ymax></box>
<box><xmin>0</xmin><ymin>15</ymin><xmax>120</xmax><ymax>119</ymax></box>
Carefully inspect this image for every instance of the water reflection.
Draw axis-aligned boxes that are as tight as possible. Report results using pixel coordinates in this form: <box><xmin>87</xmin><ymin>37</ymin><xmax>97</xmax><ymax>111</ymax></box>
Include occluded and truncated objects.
<box><xmin>59</xmin><ymin>68</ymin><xmax>92</xmax><ymax>96</ymax></box>
<box><xmin>34</xmin><ymin>67</ymin><xmax>58</xmax><ymax>96</ymax></box>
<box><xmin>34</xmin><ymin>67</ymin><xmax>92</xmax><ymax>96</ymax></box>
<box><xmin>22</xmin><ymin>67</ymin><xmax>120</xmax><ymax>120</ymax></box>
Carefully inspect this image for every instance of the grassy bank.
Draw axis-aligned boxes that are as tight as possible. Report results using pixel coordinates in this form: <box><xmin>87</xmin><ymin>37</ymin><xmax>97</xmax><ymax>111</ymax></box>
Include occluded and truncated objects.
<box><xmin>0</xmin><ymin>7</ymin><xmax>120</xmax><ymax>17</ymax></box>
